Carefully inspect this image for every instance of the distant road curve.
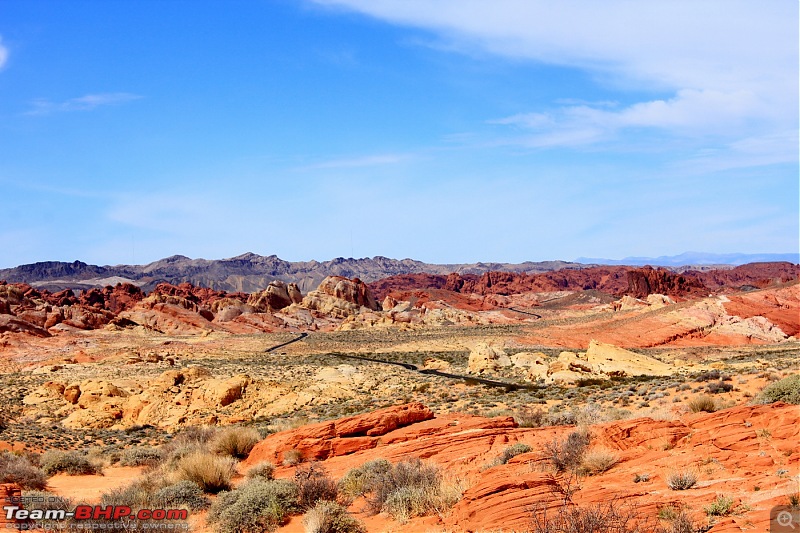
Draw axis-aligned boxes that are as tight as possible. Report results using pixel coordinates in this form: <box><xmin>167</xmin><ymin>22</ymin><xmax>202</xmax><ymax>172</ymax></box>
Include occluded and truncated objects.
<box><xmin>331</xmin><ymin>352</ymin><xmax>542</xmax><ymax>392</ymax></box>
<box><xmin>264</xmin><ymin>332</ymin><xmax>308</xmax><ymax>353</ymax></box>
<box><xmin>507</xmin><ymin>307</ymin><xmax>542</xmax><ymax>319</ymax></box>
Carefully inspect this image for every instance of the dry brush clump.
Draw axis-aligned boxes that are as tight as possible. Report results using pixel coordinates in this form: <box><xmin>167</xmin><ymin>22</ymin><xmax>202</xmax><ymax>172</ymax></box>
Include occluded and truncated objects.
<box><xmin>579</xmin><ymin>447</ymin><xmax>620</xmax><ymax>476</ymax></box>
<box><xmin>666</xmin><ymin>469</ymin><xmax>698</xmax><ymax>491</ymax></box>
<box><xmin>209</xmin><ymin>426</ymin><xmax>262</xmax><ymax>460</ymax></box>
<box><xmin>543</xmin><ymin>430</ymin><xmax>590</xmax><ymax>473</ymax></box>
<box><xmin>0</xmin><ymin>451</ymin><xmax>48</xmax><ymax>490</ymax></box>
<box><xmin>118</xmin><ymin>446</ymin><xmax>163</xmax><ymax>467</ymax></box>
<box><xmin>686</xmin><ymin>395</ymin><xmax>717</xmax><ymax>413</ymax></box>
<box><xmin>174</xmin><ymin>451</ymin><xmax>236</xmax><ymax>493</ymax></box>
<box><xmin>40</xmin><ymin>450</ymin><xmax>101</xmax><ymax>476</ymax></box>
<box><xmin>294</xmin><ymin>463</ymin><xmax>339</xmax><ymax>511</ymax></box>
<box><xmin>362</xmin><ymin>457</ymin><xmax>462</xmax><ymax>522</ymax></box>
<box><xmin>246</xmin><ymin>461</ymin><xmax>276</xmax><ymax>481</ymax></box>
<box><xmin>302</xmin><ymin>501</ymin><xmax>366</xmax><ymax>533</ymax></box>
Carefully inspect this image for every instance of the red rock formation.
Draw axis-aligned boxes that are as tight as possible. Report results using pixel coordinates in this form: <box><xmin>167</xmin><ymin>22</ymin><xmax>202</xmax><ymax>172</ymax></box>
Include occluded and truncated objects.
<box><xmin>625</xmin><ymin>266</ymin><xmax>707</xmax><ymax>298</ymax></box>
<box><xmin>694</xmin><ymin>262</ymin><xmax>800</xmax><ymax>289</ymax></box>
<box><xmin>369</xmin><ymin>274</ymin><xmax>448</xmax><ymax>301</ymax></box>
<box><xmin>243</xmin><ymin>402</ymin><xmax>797</xmax><ymax>533</ymax></box>
<box><xmin>78</xmin><ymin>283</ymin><xmax>144</xmax><ymax>313</ymax></box>
<box><xmin>243</xmin><ymin>403</ymin><xmax>434</xmax><ymax>465</ymax></box>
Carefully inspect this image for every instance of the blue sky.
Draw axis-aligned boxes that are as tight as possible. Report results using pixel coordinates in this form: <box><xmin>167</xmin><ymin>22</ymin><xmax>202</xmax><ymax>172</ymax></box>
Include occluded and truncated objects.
<box><xmin>0</xmin><ymin>0</ymin><xmax>797</xmax><ymax>268</ymax></box>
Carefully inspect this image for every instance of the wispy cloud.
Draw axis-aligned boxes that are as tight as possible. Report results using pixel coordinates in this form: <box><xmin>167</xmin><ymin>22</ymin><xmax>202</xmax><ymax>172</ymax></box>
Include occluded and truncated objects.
<box><xmin>297</xmin><ymin>153</ymin><xmax>412</xmax><ymax>170</ymax></box>
<box><xmin>0</xmin><ymin>36</ymin><xmax>8</xmax><ymax>70</ymax></box>
<box><xmin>314</xmin><ymin>1</ymin><xmax>798</xmax><ymax>160</ymax></box>
<box><xmin>25</xmin><ymin>92</ymin><xmax>142</xmax><ymax>116</ymax></box>
<box><xmin>490</xmin><ymin>89</ymin><xmax>772</xmax><ymax>148</ymax></box>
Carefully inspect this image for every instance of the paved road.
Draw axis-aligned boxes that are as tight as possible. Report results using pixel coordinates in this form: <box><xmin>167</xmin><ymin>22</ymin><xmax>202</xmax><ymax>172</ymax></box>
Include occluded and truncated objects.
<box><xmin>264</xmin><ymin>332</ymin><xmax>308</xmax><ymax>353</ymax></box>
<box><xmin>331</xmin><ymin>352</ymin><xmax>542</xmax><ymax>391</ymax></box>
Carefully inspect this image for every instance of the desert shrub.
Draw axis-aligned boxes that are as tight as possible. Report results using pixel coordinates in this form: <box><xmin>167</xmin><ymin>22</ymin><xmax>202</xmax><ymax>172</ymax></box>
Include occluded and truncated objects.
<box><xmin>0</xmin><ymin>452</ymin><xmax>48</xmax><ymax>490</ymax></box>
<box><xmin>175</xmin><ymin>451</ymin><xmax>235</xmax><ymax>493</ymax></box>
<box><xmin>544</xmin><ymin>430</ymin><xmax>590</xmax><ymax>473</ymax></box>
<box><xmin>687</xmin><ymin>395</ymin><xmax>717</xmax><ymax>413</ymax></box>
<box><xmin>579</xmin><ymin>448</ymin><xmax>620</xmax><ymax>476</ymax></box>
<box><xmin>515</xmin><ymin>406</ymin><xmax>548</xmax><ymax>428</ymax></box>
<box><xmin>118</xmin><ymin>447</ymin><xmax>163</xmax><ymax>467</ymax></box>
<box><xmin>207</xmin><ymin>479</ymin><xmax>299</xmax><ymax>533</ymax></box>
<box><xmin>40</xmin><ymin>450</ymin><xmax>100</xmax><ymax>476</ymax></box>
<box><xmin>246</xmin><ymin>461</ymin><xmax>276</xmax><ymax>481</ymax></box>
<box><xmin>303</xmin><ymin>501</ymin><xmax>366</xmax><ymax>533</ymax></box>
<box><xmin>755</xmin><ymin>374</ymin><xmax>800</xmax><ymax>405</ymax></box>
<box><xmin>530</xmin><ymin>499</ymin><xmax>653</xmax><ymax>533</ymax></box>
<box><xmin>696</xmin><ymin>370</ymin><xmax>721</xmax><ymax>382</ymax></box>
<box><xmin>294</xmin><ymin>463</ymin><xmax>339</xmax><ymax>510</ymax></box>
<box><xmin>367</xmin><ymin>458</ymin><xmax>439</xmax><ymax>514</ymax></box>
<box><xmin>704</xmin><ymin>494</ymin><xmax>734</xmax><ymax>516</ymax></box>
<box><xmin>547</xmin><ymin>408</ymin><xmax>578</xmax><ymax>427</ymax></box>
<box><xmin>283</xmin><ymin>448</ymin><xmax>304</xmax><ymax>466</ymax></box>
<box><xmin>338</xmin><ymin>459</ymin><xmax>392</xmax><ymax>498</ymax></box>
<box><xmin>666</xmin><ymin>469</ymin><xmax>697</xmax><ymax>490</ymax></box>
<box><xmin>171</xmin><ymin>425</ymin><xmax>217</xmax><ymax>447</ymax></box>
<box><xmin>153</xmin><ymin>480</ymin><xmax>210</xmax><ymax>511</ymax></box>
<box><xmin>705</xmin><ymin>381</ymin><xmax>733</xmax><ymax>394</ymax></box>
<box><xmin>210</xmin><ymin>426</ymin><xmax>262</xmax><ymax>460</ymax></box>
<box><xmin>485</xmin><ymin>443</ymin><xmax>532</xmax><ymax>469</ymax></box>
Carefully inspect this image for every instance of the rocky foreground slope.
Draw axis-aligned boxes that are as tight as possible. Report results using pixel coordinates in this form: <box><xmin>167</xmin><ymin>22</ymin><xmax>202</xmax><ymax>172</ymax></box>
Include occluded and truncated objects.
<box><xmin>240</xmin><ymin>401</ymin><xmax>798</xmax><ymax>532</ymax></box>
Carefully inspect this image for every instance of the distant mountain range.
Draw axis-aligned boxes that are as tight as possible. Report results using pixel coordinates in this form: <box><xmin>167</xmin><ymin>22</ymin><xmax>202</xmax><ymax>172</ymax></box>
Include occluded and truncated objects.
<box><xmin>574</xmin><ymin>252</ymin><xmax>800</xmax><ymax>267</ymax></box>
<box><xmin>1</xmin><ymin>252</ymin><xmax>796</xmax><ymax>293</ymax></box>
<box><xmin>0</xmin><ymin>253</ymin><xmax>579</xmax><ymax>293</ymax></box>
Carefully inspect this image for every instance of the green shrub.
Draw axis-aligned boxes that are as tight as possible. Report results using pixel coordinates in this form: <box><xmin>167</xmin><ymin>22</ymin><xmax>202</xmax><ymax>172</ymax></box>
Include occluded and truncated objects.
<box><xmin>303</xmin><ymin>501</ymin><xmax>366</xmax><ymax>533</ymax></box>
<box><xmin>118</xmin><ymin>447</ymin><xmax>163</xmax><ymax>467</ymax></box>
<box><xmin>175</xmin><ymin>451</ymin><xmax>235</xmax><ymax>493</ymax></box>
<box><xmin>210</xmin><ymin>427</ymin><xmax>262</xmax><ymax>460</ymax></box>
<box><xmin>704</xmin><ymin>494</ymin><xmax>735</xmax><ymax>516</ymax></box>
<box><xmin>338</xmin><ymin>459</ymin><xmax>392</xmax><ymax>499</ymax></box>
<box><xmin>40</xmin><ymin>450</ymin><xmax>100</xmax><ymax>476</ymax></box>
<box><xmin>485</xmin><ymin>443</ymin><xmax>532</xmax><ymax>469</ymax></box>
<box><xmin>207</xmin><ymin>479</ymin><xmax>299</xmax><ymax>533</ymax></box>
<box><xmin>0</xmin><ymin>452</ymin><xmax>48</xmax><ymax>490</ymax></box>
<box><xmin>756</xmin><ymin>374</ymin><xmax>800</xmax><ymax>405</ymax></box>
<box><xmin>153</xmin><ymin>480</ymin><xmax>210</xmax><ymax>511</ymax></box>
<box><xmin>246</xmin><ymin>461</ymin><xmax>276</xmax><ymax>481</ymax></box>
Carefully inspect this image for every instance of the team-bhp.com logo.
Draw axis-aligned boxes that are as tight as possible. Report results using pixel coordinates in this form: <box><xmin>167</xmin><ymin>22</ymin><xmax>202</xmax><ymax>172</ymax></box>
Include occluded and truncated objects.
<box><xmin>4</xmin><ymin>504</ymin><xmax>188</xmax><ymax>530</ymax></box>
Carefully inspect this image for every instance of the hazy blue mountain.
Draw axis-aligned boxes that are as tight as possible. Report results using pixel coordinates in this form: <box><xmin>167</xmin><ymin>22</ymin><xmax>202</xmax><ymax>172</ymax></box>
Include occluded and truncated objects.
<box><xmin>574</xmin><ymin>252</ymin><xmax>799</xmax><ymax>267</ymax></box>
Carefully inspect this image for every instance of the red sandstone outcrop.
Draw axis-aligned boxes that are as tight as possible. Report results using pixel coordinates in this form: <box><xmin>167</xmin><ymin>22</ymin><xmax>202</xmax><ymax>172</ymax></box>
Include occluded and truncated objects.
<box><xmin>241</xmin><ymin>402</ymin><xmax>797</xmax><ymax>533</ymax></box>
<box><xmin>694</xmin><ymin>261</ymin><xmax>800</xmax><ymax>289</ymax></box>
<box><xmin>370</xmin><ymin>274</ymin><xmax>448</xmax><ymax>301</ymax></box>
<box><xmin>626</xmin><ymin>266</ymin><xmax>707</xmax><ymax>298</ymax></box>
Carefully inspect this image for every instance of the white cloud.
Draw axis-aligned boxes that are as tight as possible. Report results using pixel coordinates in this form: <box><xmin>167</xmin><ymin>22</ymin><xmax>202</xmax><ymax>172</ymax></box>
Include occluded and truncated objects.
<box><xmin>25</xmin><ymin>93</ymin><xmax>142</xmax><ymax>115</ymax></box>
<box><xmin>314</xmin><ymin>1</ymin><xmax>798</xmax><ymax>156</ymax></box>
<box><xmin>297</xmin><ymin>153</ymin><xmax>412</xmax><ymax>170</ymax></box>
<box><xmin>313</xmin><ymin>1</ymin><xmax>796</xmax><ymax>92</ymax></box>
<box><xmin>0</xmin><ymin>36</ymin><xmax>7</xmax><ymax>70</ymax></box>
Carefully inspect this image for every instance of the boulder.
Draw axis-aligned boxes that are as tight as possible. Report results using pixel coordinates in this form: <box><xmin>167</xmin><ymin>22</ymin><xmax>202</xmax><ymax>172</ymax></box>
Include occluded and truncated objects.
<box><xmin>585</xmin><ymin>339</ymin><xmax>672</xmax><ymax>376</ymax></box>
<box><xmin>468</xmin><ymin>343</ymin><xmax>511</xmax><ymax>374</ymax></box>
<box><xmin>302</xmin><ymin>276</ymin><xmax>380</xmax><ymax>318</ymax></box>
<box><xmin>248</xmin><ymin>281</ymin><xmax>295</xmax><ymax>311</ymax></box>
